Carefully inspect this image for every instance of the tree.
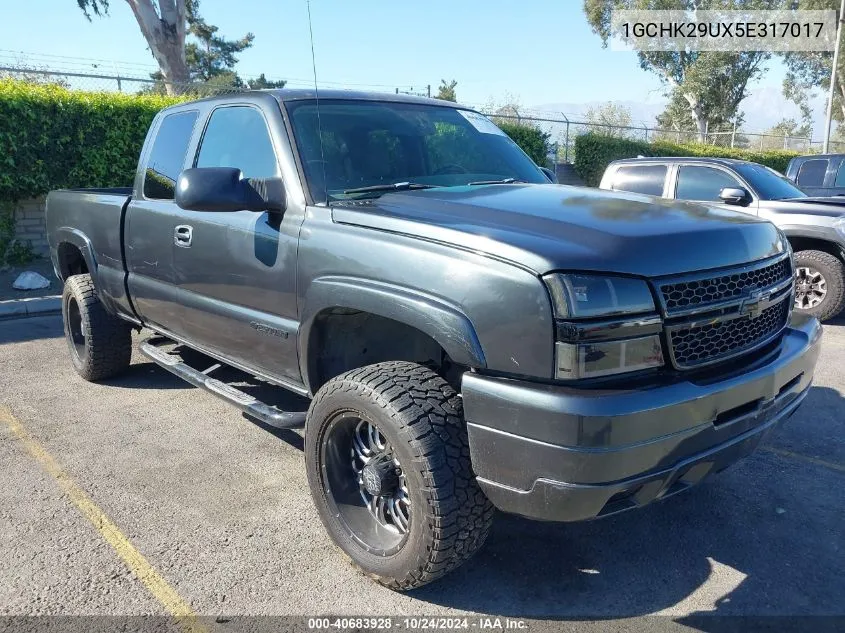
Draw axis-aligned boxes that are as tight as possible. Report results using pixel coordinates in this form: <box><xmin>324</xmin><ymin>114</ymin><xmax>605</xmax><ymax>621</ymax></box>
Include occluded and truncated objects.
<box><xmin>483</xmin><ymin>92</ymin><xmax>523</xmax><ymax>123</ymax></box>
<box><xmin>765</xmin><ymin>118</ymin><xmax>812</xmax><ymax>139</ymax></box>
<box><xmin>76</xmin><ymin>0</ymin><xmax>271</xmax><ymax>96</ymax></box>
<box><xmin>144</xmin><ymin>2</ymin><xmax>257</xmax><ymax>93</ymax></box>
<box><xmin>77</xmin><ymin>0</ymin><xmax>190</xmax><ymax>94</ymax></box>
<box><xmin>656</xmin><ymin>86</ymin><xmax>745</xmax><ymax>134</ymax></box>
<box><xmin>830</xmin><ymin>123</ymin><xmax>845</xmax><ymax>149</ymax></box>
<box><xmin>435</xmin><ymin>79</ymin><xmax>458</xmax><ymax>102</ymax></box>
<box><xmin>583</xmin><ymin>0</ymin><xmax>783</xmax><ymax>142</ymax></box>
<box><xmin>246</xmin><ymin>73</ymin><xmax>287</xmax><ymax>90</ymax></box>
<box><xmin>184</xmin><ymin>7</ymin><xmax>253</xmax><ymax>82</ymax></box>
<box><xmin>584</xmin><ymin>102</ymin><xmax>632</xmax><ymax>136</ymax></box>
<box><xmin>781</xmin><ymin>0</ymin><xmax>844</xmax><ymax>125</ymax></box>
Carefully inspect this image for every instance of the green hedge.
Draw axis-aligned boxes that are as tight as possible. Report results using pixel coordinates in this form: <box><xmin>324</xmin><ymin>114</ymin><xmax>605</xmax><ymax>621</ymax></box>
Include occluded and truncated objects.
<box><xmin>0</xmin><ymin>79</ymin><xmax>182</xmax><ymax>202</ymax></box>
<box><xmin>573</xmin><ymin>132</ymin><xmax>800</xmax><ymax>187</ymax></box>
<box><xmin>498</xmin><ymin>121</ymin><xmax>551</xmax><ymax>166</ymax></box>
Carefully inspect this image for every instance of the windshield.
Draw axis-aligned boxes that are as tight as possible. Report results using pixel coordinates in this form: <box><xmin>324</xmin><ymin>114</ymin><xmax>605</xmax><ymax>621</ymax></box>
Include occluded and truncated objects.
<box><xmin>285</xmin><ymin>99</ymin><xmax>547</xmax><ymax>201</ymax></box>
<box><xmin>734</xmin><ymin>163</ymin><xmax>806</xmax><ymax>200</ymax></box>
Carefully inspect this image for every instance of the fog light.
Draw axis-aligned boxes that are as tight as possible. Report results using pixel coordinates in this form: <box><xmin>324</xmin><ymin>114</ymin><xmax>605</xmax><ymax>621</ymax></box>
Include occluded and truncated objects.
<box><xmin>555</xmin><ymin>335</ymin><xmax>664</xmax><ymax>380</ymax></box>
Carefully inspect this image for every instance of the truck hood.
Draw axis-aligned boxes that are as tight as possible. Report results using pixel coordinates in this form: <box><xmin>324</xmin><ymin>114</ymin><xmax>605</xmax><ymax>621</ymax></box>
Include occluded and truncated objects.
<box><xmin>768</xmin><ymin>197</ymin><xmax>845</xmax><ymax>217</ymax></box>
<box><xmin>332</xmin><ymin>184</ymin><xmax>786</xmax><ymax>277</ymax></box>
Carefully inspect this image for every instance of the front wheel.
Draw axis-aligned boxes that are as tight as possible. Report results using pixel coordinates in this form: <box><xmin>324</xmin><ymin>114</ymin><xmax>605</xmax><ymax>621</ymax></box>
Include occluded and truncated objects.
<box><xmin>793</xmin><ymin>250</ymin><xmax>845</xmax><ymax>322</ymax></box>
<box><xmin>305</xmin><ymin>361</ymin><xmax>494</xmax><ymax>590</ymax></box>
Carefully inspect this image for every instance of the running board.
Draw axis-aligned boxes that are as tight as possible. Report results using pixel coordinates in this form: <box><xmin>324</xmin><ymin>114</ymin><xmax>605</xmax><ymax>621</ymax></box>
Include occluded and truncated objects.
<box><xmin>139</xmin><ymin>336</ymin><xmax>306</xmax><ymax>429</ymax></box>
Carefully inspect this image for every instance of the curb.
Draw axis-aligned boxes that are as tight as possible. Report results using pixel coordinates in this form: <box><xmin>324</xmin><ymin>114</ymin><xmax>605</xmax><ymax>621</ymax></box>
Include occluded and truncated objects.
<box><xmin>0</xmin><ymin>295</ymin><xmax>62</xmax><ymax>320</ymax></box>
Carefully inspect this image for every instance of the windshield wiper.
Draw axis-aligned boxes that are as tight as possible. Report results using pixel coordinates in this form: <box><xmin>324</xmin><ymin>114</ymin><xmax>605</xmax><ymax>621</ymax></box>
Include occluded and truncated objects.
<box><xmin>343</xmin><ymin>182</ymin><xmax>441</xmax><ymax>194</ymax></box>
<box><xmin>467</xmin><ymin>178</ymin><xmax>523</xmax><ymax>186</ymax></box>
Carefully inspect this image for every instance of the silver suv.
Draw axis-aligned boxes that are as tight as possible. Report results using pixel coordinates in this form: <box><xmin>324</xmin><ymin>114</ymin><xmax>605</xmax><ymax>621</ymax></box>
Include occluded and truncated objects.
<box><xmin>601</xmin><ymin>156</ymin><xmax>845</xmax><ymax>321</ymax></box>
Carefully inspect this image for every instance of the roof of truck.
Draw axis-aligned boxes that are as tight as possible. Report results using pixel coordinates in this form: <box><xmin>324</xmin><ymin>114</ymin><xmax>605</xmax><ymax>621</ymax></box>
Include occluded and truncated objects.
<box><xmin>172</xmin><ymin>88</ymin><xmax>463</xmax><ymax>109</ymax></box>
<box><xmin>789</xmin><ymin>153</ymin><xmax>845</xmax><ymax>159</ymax></box>
<box><xmin>274</xmin><ymin>88</ymin><xmax>457</xmax><ymax>106</ymax></box>
<box><xmin>609</xmin><ymin>156</ymin><xmax>754</xmax><ymax>167</ymax></box>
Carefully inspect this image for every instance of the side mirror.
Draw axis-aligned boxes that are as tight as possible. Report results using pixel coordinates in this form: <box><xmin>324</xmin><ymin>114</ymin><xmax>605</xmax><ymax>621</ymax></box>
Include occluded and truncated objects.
<box><xmin>719</xmin><ymin>187</ymin><xmax>750</xmax><ymax>206</ymax></box>
<box><xmin>175</xmin><ymin>167</ymin><xmax>286</xmax><ymax>213</ymax></box>
<box><xmin>540</xmin><ymin>166</ymin><xmax>558</xmax><ymax>184</ymax></box>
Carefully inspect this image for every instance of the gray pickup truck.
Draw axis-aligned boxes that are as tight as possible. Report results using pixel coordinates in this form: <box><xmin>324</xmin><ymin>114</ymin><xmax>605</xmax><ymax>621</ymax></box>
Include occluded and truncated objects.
<box><xmin>786</xmin><ymin>153</ymin><xmax>845</xmax><ymax>197</ymax></box>
<box><xmin>600</xmin><ymin>157</ymin><xmax>845</xmax><ymax>321</ymax></box>
<box><xmin>46</xmin><ymin>90</ymin><xmax>821</xmax><ymax>590</ymax></box>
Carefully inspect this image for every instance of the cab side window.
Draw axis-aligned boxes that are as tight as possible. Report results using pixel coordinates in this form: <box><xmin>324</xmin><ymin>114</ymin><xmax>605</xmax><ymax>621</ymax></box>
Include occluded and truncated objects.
<box><xmin>796</xmin><ymin>159</ymin><xmax>828</xmax><ymax>187</ymax></box>
<box><xmin>611</xmin><ymin>165</ymin><xmax>667</xmax><ymax>196</ymax></box>
<box><xmin>143</xmin><ymin>110</ymin><xmax>199</xmax><ymax>200</ymax></box>
<box><xmin>196</xmin><ymin>106</ymin><xmax>279</xmax><ymax>178</ymax></box>
<box><xmin>675</xmin><ymin>166</ymin><xmax>743</xmax><ymax>202</ymax></box>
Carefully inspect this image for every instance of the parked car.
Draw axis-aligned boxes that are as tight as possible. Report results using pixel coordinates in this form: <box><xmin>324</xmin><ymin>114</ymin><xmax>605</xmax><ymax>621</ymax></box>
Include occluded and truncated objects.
<box><xmin>785</xmin><ymin>153</ymin><xmax>845</xmax><ymax>197</ymax></box>
<box><xmin>600</xmin><ymin>157</ymin><xmax>845</xmax><ymax>321</ymax></box>
<box><xmin>46</xmin><ymin>91</ymin><xmax>820</xmax><ymax>590</ymax></box>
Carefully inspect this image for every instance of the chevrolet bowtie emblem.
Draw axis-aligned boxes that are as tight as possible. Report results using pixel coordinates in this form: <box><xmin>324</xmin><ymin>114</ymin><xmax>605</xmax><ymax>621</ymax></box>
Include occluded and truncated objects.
<box><xmin>739</xmin><ymin>289</ymin><xmax>770</xmax><ymax>319</ymax></box>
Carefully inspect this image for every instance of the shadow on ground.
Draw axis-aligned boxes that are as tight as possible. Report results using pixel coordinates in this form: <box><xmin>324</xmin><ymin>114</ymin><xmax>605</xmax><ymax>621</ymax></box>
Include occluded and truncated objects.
<box><xmin>101</xmin><ymin>361</ymin><xmax>194</xmax><ymax>390</ymax></box>
<box><xmin>0</xmin><ymin>314</ymin><xmax>63</xmax><ymax>345</ymax></box>
<box><xmin>409</xmin><ymin>385</ymin><xmax>844</xmax><ymax>622</ymax></box>
<box><xmin>107</xmin><ymin>343</ymin><xmax>309</xmax><ymax>449</ymax></box>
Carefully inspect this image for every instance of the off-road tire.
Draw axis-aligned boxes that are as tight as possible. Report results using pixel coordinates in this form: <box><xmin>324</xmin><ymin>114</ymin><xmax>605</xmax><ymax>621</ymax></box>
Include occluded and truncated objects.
<box><xmin>794</xmin><ymin>250</ymin><xmax>845</xmax><ymax>321</ymax></box>
<box><xmin>305</xmin><ymin>361</ymin><xmax>494</xmax><ymax>590</ymax></box>
<box><xmin>62</xmin><ymin>274</ymin><xmax>132</xmax><ymax>381</ymax></box>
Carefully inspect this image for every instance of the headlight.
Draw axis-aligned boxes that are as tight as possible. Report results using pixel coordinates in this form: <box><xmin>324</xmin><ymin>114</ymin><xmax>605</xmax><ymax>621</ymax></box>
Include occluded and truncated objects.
<box><xmin>544</xmin><ymin>273</ymin><xmax>656</xmax><ymax>319</ymax></box>
<box><xmin>544</xmin><ymin>273</ymin><xmax>664</xmax><ymax>380</ymax></box>
<box><xmin>775</xmin><ymin>227</ymin><xmax>792</xmax><ymax>256</ymax></box>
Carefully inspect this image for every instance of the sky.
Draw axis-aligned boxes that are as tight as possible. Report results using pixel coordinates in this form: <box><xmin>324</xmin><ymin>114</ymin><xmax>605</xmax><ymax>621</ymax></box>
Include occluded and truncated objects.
<box><xmin>0</xmin><ymin>0</ymin><xmax>815</xmax><ymax>131</ymax></box>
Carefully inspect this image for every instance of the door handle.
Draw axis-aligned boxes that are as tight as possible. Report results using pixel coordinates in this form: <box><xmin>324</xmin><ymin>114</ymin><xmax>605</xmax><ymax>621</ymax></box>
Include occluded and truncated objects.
<box><xmin>174</xmin><ymin>225</ymin><xmax>193</xmax><ymax>248</ymax></box>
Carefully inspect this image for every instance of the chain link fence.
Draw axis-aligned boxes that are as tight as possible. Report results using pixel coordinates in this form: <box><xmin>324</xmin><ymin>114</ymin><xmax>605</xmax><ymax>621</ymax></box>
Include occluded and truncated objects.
<box><xmin>475</xmin><ymin>108</ymin><xmax>845</xmax><ymax>165</ymax></box>
<box><xmin>0</xmin><ymin>66</ymin><xmax>431</xmax><ymax>98</ymax></box>
<box><xmin>1</xmin><ymin>65</ymin><xmax>257</xmax><ymax>96</ymax></box>
<box><xmin>4</xmin><ymin>66</ymin><xmax>845</xmax><ymax>163</ymax></box>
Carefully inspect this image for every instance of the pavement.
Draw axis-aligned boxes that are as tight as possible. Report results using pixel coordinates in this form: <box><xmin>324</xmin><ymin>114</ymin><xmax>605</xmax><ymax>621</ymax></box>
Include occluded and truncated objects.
<box><xmin>0</xmin><ymin>315</ymin><xmax>843</xmax><ymax>629</ymax></box>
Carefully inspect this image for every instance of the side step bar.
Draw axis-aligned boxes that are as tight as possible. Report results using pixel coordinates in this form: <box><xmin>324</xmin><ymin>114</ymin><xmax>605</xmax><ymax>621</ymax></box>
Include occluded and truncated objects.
<box><xmin>139</xmin><ymin>336</ymin><xmax>306</xmax><ymax>429</ymax></box>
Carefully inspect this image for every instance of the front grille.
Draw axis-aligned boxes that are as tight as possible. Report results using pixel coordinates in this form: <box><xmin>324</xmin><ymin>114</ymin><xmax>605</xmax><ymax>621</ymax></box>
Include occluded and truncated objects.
<box><xmin>660</xmin><ymin>257</ymin><xmax>792</xmax><ymax>314</ymax></box>
<box><xmin>669</xmin><ymin>298</ymin><xmax>790</xmax><ymax>368</ymax></box>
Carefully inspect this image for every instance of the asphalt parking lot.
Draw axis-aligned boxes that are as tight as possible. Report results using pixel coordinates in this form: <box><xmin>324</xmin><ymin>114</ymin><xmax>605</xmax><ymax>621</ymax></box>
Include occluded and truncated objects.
<box><xmin>1</xmin><ymin>314</ymin><xmax>843</xmax><ymax>626</ymax></box>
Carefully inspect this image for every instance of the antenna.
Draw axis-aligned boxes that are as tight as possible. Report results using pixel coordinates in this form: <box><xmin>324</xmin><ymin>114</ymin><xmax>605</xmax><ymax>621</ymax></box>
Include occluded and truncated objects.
<box><xmin>306</xmin><ymin>0</ymin><xmax>328</xmax><ymax>205</ymax></box>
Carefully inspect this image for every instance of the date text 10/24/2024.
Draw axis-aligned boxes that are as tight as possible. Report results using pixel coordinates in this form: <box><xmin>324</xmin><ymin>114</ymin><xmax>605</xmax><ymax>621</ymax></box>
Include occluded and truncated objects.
<box><xmin>307</xmin><ymin>617</ymin><xmax>529</xmax><ymax>630</ymax></box>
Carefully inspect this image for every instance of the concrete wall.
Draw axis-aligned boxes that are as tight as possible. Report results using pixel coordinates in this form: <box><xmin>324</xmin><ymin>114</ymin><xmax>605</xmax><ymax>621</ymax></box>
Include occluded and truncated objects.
<box><xmin>13</xmin><ymin>198</ymin><xmax>48</xmax><ymax>257</ymax></box>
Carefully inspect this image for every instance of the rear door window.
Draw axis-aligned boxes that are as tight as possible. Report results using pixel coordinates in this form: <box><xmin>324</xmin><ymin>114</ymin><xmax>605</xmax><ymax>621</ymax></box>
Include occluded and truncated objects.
<box><xmin>143</xmin><ymin>111</ymin><xmax>199</xmax><ymax>200</ymax></box>
<box><xmin>796</xmin><ymin>159</ymin><xmax>828</xmax><ymax>187</ymax></box>
<box><xmin>611</xmin><ymin>165</ymin><xmax>667</xmax><ymax>196</ymax></box>
<box><xmin>675</xmin><ymin>166</ymin><xmax>743</xmax><ymax>202</ymax></box>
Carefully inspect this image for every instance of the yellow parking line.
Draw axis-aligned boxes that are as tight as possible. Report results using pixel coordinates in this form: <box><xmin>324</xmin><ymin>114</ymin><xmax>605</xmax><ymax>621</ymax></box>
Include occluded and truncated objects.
<box><xmin>762</xmin><ymin>446</ymin><xmax>845</xmax><ymax>474</ymax></box>
<box><xmin>0</xmin><ymin>407</ymin><xmax>207</xmax><ymax>633</ymax></box>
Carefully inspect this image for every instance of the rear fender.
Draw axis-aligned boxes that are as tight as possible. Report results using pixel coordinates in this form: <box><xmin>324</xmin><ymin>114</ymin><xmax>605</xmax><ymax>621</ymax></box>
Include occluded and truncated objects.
<box><xmin>53</xmin><ymin>227</ymin><xmax>98</xmax><ymax>282</ymax></box>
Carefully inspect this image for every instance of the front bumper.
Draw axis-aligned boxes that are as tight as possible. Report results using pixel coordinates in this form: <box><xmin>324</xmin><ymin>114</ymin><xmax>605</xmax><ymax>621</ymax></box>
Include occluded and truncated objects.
<box><xmin>462</xmin><ymin>314</ymin><xmax>822</xmax><ymax>522</ymax></box>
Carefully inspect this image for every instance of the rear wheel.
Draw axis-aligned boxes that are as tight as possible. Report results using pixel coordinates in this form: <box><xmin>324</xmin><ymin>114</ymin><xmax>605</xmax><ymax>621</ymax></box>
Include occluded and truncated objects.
<box><xmin>62</xmin><ymin>274</ymin><xmax>132</xmax><ymax>381</ymax></box>
<box><xmin>793</xmin><ymin>250</ymin><xmax>845</xmax><ymax>321</ymax></box>
<box><xmin>305</xmin><ymin>361</ymin><xmax>494</xmax><ymax>590</ymax></box>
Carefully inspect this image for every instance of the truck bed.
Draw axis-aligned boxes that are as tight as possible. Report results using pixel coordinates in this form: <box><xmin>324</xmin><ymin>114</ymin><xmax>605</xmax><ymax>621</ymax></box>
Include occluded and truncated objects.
<box><xmin>45</xmin><ymin>187</ymin><xmax>134</xmax><ymax>318</ymax></box>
